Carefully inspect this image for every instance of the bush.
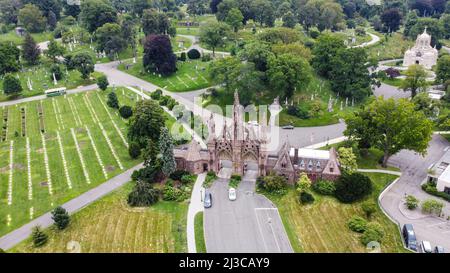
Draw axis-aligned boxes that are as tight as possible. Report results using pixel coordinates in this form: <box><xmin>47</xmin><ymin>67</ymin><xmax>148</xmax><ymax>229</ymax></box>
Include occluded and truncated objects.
<box><xmin>150</xmin><ymin>89</ymin><xmax>163</xmax><ymax>100</ymax></box>
<box><xmin>347</xmin><ymin>215</ymin><xmax>367</xmax><ymax>233</ymax></box>
<box><xmin>421</xmin><ymin>199</ymin><xmax>444</xmax><ymax>215</ymax></box>
<box><xmin>335</xmin><ymin>172</ymin><xmax>373</xmax><ymax>203</ymax></box>
<box><xmin>309</xmin><ymin>29</ymin><xmax>320</xmax><ymax>39</ymax></box>
<box><xmin>127</xmin><ymin>180</ymin><xmax>159</xmax><ymax>207</ymax></box>
<box><xmin>257</xmin><ymin>174</ymin><xmax>288</xmax><ymax>194</ymax></box>
<box><xmin>170</xmin><ymin>170</ymin><xmax>190</xmax><ymax>181</ymax></box>
<box><xmin>162</xmin><ymin>184</ymin><xmax>189</xmax><ymax>201</ymax></box>
<box><xmin>128</xmin><ymin>142</ymin><xmax>141</xmax><ymax>159</ymax></box>
<box><xmin>179</xmin><ymin>52</ymin><xmax>187</xmax><ymax>61</ymax></box>
<box><xmin>384</xmin><ymin>67</ymin><xmax>401</xmax><ymax>79</ymax></box>
<box><xmin>107</xmin><ymin>92</ymin><xmax>119</xmax><ymax>109</ymax></box>
<box><xmin>119</xmin><ymin>105</ymin><xmax>133</xmax><ymax>119</ymax></box>
<box><xmin>181</xmin><ymin>174</ymin><xmax>196</xmax><ymax>184</ymax></box>
<box><xmin>312</xmin><ymin>179</ymin><xmax>336</xmax><ymax>195</ymax></box>
<box><xmin>31</xmin><ymin>226</ymin><xmax>48</xmax><ymax>247</ymax></box>
<box><xmin>51</xmin><ymin>206</ymin><xmax>70</xmax><ymax>230</ymax></box>
<box><xmin>361</xmin><ymin>201</ymin><xmax>377</xmax><ymax>219</ymax></box>
<box><xmin>299</xmin><ymin>191</ymin><xmax>315</xmax><ymax>204</ymax></box>
<box><xmin>361</xmin><ymin>222</ymin><xmax>384</xmax><ymax>245</ymax></box>
<box><xmin>187</xmin><ymin>48</ymin><xmax>201</xmax><ymax>59</ymax></box>
<box><xmin>167</xmin><ymin>98</ymin><xmax>177</xmax><ymax>110</ymax></box>
<box><xmin>159</xmin><ymin>95</ymin><xmax>170</xmax><ymax>106</ymax></box>
<box><xmin>422</xmin><ymin>181</ymin><xmax>450</xmax><ymax>202</ymax></box>
<box><xmin>405</xmin><ymin>195</ymin><xmax>419</xmax><ymax>210</ymax></box>
<box><xmin>204</xmin><ymin>171</ymin><xmax>217</xmax><ymax>188</ymax></box>
<box><xmin>97</xmin><ymin>75</ymin><xmax>109</xmax><ymax>90</ymax></box>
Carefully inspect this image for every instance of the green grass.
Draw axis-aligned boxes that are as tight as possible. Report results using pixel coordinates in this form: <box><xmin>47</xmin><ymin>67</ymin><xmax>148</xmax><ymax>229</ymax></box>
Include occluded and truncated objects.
<box><xmin>172</xmin><ymin>36</ymin><xmax>193</xmax><ymax>52</ymax></box>
<box><xmin>194</xmin><ymin>211</ymin><xmax>206</xmax><ymax>253</ymax></box>
<box><xmin>366</xmin><ymin>32</ymin><xmax>414</xmax><ymax>61</ymax></box>
<box><xmin>381</xmin><ymin>77</ymin><xmax>404</xmax><ymax>87</ymax></box>
<box><xmin>176</xmin><ymin>28</ymin><xmax>200</xmax><ymax>36</ymax></box>
<box><xmin>265</xmin><ymin>172</ymin><xmax>406</xmax><ymax>253</ymax></box>
<box><xmin>11</xmin><ymin>182</ymin><xmax>188</xmax><ymax>253</ymax></box>
<box><xmin>0</xmin><ymin>65</ymin><xmax>102</xmax><ymax>102</ymax></box>
<box><xmin>0</xmin><ymin>30</ymin><xmax>53</xmax><ymax>44</ymax></box>
<box><xmin>0</xmin><ymin>88</ymin><xmax>150</xmax><ymax>238</ymax></box>
<box><xmin>118</xmin><ymin>58</ymin><xmax>211</xmax><ymax>92</ymax></box>
<box><xmin>229</xmin><ymin>175</ymin><xmax>241</xmax><ymax>189</ymax></box>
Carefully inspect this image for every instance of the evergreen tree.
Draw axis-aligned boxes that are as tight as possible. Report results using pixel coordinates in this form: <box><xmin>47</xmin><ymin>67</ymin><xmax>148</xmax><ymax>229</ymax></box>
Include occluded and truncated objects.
<box><xmin>45</xmin><ymin>39</ymin><xmax>65</xmax><ymax>61</ymax></box>
<box><xmin>107</xmin><ymin>91</ymin><xmax>119</xmax><ymax>108</ymax></box>
<box><xmin>47</xmin><ymin>10</ymin><xmax>57</xmax><ymax>30</ymax></box>
<box><xmin>51</xmin><ymin>206</ymin><xmax>70</xmax><ymax>230</ymax></box>
<box><xmin>282</xmin><ymin>11</ymin><xmax>297</xmax><ymax>28</ymax></box>
<box><xmin>97</xmin><ymin>75</ymin><xmax>109</xmax><ymax>90</ymax></box>
<box><xmin>127</xmin><ymin>179</ymin><xmax>159</xmax><ymax>207</ymax></box>
<box><xmin>158</xmin><ymin>127</ymin><xmax>176</xmax><ymax>177</ymax></box>
<box><xmin>0</xmin><ymin>42</ymin><xmax>20</xmax><ymax>76</ymax></box>
<box><xmin>22</xmin><ymin>33</ymin><xmax>40</xmax><ymax>65</ymax></box>
<box><xmin>3</xmin><ymin>74</ymin><xmax>22</xmax><ymax>96</ymax></box>
<box><xmin>72</xmin><ymin>52</ymin><xmax>94</xmax><ymax>79</ymax></box>
<box><xmin>31</xmin><ymin>226</ymin><xmax>48</xmax><ymax>247</ymax></box>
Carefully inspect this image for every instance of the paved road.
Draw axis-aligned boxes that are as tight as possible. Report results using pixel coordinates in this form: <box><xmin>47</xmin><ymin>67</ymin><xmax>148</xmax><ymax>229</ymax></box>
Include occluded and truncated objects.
<box><xmin>204</xmin><ymin>172</ymin><xmax>293</xmax><ymax>253</ymax></box>
<box><xmin>187</xmin><ymin>173</ymin><xmax>206</xmax><ymax>253</ymax></box>
<box><xmin>351</xmin><ymin>32</ymin><xmax>380</xmax><ymax>48</ymax></box>
<box><xmin>0</xmin><ymin>84</ymin><xmax>97</xmax><ymax>107</ymax></box>
<box><xmin>0</xmin><ymin>163</ymin><xmax>143</xmax><ymax>251</ymax></box>
<box><xmin>380</xmin><ymin>135</ymin><xmax>450</xmax><ymax>251</ymax></box>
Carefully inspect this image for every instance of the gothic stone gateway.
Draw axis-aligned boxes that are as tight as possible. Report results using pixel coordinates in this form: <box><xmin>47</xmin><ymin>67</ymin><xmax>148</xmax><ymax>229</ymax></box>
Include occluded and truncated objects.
<box><xmin>173</xmin><ymin>92</ymin><xmax>341</xmax><ymax>183</ymax></box>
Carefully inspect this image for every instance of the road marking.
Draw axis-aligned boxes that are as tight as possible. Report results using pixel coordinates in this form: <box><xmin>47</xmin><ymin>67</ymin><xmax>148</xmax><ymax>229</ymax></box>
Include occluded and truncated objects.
<box><xmin>254</xmin><ymin>208</ymin><xmax>282</xmax><ymax>253</ymax></box>
<box><xmin>254</xmin><ymin>209</ymin><xmax>269</xmax><ymax>252</ymax></box>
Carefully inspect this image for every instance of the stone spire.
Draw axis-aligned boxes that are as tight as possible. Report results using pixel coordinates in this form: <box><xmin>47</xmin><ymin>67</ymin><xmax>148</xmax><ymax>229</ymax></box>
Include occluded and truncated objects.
<box><xmin>208</xmin><ymin>112</ymin><xmax>215</xmax><ymax>141</ymax></box>
<box><xmin>232</xmin><ymin>90</ymin><xmax>243</xmax><ymax>142</ymax></box>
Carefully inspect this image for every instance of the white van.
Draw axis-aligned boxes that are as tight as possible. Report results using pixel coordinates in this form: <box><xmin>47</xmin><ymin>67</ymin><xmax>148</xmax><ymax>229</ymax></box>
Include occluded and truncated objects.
<box><xmin>421</xmin><ymin>241</ymin><xmax>432</xmax><ymax>253</ymax></box>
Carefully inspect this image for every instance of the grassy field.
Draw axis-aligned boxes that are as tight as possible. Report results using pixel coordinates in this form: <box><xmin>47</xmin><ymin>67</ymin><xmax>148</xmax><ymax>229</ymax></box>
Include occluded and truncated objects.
<box><xmin>0</xmin><ymin>30</ymin><xmax>53</xmax><ymax>44</ymax></box>
<box><xmin>0</xmin><ymin>65</ymin><xmax>102</xmax><ymax>102</ymax></box>
<box><xmin>118</xmin><ymin>58</ymin><xmax>211</xmax><ymax>92</ymax></box>
<box><xmin>195</xmin><ymin>212</ymin><xmax>206</xmax><ymax>253</ymax></box>
<box><xmin>0</xmin><ymin>88</ymin><xmax>154</xmax><ymax>237</ymax></box>
<box><xmin>11</xmin><ymin>183</ymin><xmax>188</xmax><ymax>253</ymax></box>
<box><xmin>266</xmin><ymin>173</ymin><xmax>407</xmax><ymax>253</ymax></box>
<box><xmin>367</xmin><ymin>32</ymin><xmax>414</xmax><ymax>61</ymax></box>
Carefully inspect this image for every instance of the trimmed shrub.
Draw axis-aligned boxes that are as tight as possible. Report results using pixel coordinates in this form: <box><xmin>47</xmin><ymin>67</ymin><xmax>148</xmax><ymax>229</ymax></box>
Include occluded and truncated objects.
<box><xmin>159</xmin><ymin>95</ymin><xmax>170</xmax><ymax>106</ymax></box>
<box><xmin>405</xmin><ymin>195</ymin><xmax>419</xmax><ymax>210</ymax></box>
<box><xmin>51</xmin><ymin>206</ymin><xmax>70</xmax><ymax>230</ymax></box>
<box><xmin>347</xmin><ymin>215</ymin><xmax>367</xmax><ymax>233</ymax></box>
<box><xmin>257</xmin><ymin>174</ymin><xmax>287</xmax><ymax>194</ymax></box>
<box><xmin>299</xmin><ymin>191</ymin><xmax>315</xmax><ymax>204</ymax></box>
<box><xmin>335</xmin><ymin>172</ymin><xmax>373</xmax><ymax>203</ymax></box>
<box><xmin>3</xmin><ymin>74</ymin><xmax>22</xmax><ymax>96</ymax></box>
<box><xmin>150</xmin><ymin>89</ymin><xmax>163</xmax><ymax>100</ymax></box>
<box><xmin>97</xmin><ymin>75</ymin><xmax>109</xmax><ymax>90</ymax></box>
<box><xmin>312</xmin><ymin>179</ymin><xmax>336</xmax><ymax>195</ymax></box>
<box><xmin>50</xmin><ymin>64</ymin><xmax>63</xmax><ymax>81</ymax></box>
<box><xmin>179</xmin><ymin>52</ymin><xmax>187</xmax><ymax>61</ymax></box>
<box><xmin>170</xmin><ymin>170</ymin><xmax>190</xmax><ymax>181</ymax></box>
<box><xmin>107</xmin><ymin>92</ymin><xmax>119</xmax><ymax>109</ymax></box>
<box><xmin>187</xmin><ymin>48</ymin><xmax>201</xmax><ymax>59</ymax></box>
<box><xmin>119</xmin><ymin>105</ymin><xmax>133</xmax><ymax>119</ymax></box>
<box><xmin>361</xmin><ymin>222</ymin><xmax>384</xmax><ymax>245</ymax></box>
<box><xmin>202</xmin><ymin>53</ymin><xmax>212</xmax><ymax>62</ymax></box>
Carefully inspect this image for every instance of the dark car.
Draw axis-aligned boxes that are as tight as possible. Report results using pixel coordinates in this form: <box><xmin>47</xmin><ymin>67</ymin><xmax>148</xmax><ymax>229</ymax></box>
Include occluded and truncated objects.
<box><xmin>402</xmin><ymin>224</ymin><xmax>418</xmax><ymax>252</ymax></box>
<box><xmin>435</xmin><ymin>246</ymin><xmax>445</xmax><ymax>253</ymax></box>
<box><xmin>204</xmin><ymin>192</ymin><xmax>212</xmax><ymax>208</ymax></box>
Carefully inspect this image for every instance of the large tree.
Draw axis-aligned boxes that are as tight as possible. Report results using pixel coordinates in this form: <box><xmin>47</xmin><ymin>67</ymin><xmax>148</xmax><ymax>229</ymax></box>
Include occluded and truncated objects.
<box><xmin>80</xmin><ymin>0</ymin><xmax>118</xmax><ymax>33</ymax></box>
<box><xmin>408</xmin><ymin>17</ymin><xmax>443</xmax><ymax>48</ymax></box>
<box><xmin>400</xmin><ymin>64</ymin><xmax>429</xmax><ymax>98</ymax></box>
<box><xmin>18</xmin><ymin>4</ymin><xmax>47</xmax><ymax>33</ymax></box>
<box><xmin>329</xmin><ymin>47</ymin><xmax>372</xmax><ymax>101</ymax></box>
<box><xmin>216</xmin><ymin>0</ymin><xmax>238</xmax><ymax>21</ymax></box>
<box><xmin>267</xmin><ymin>53</ymin><xmax>312</xmax><ymax>99</ymax></box>
<box><xmin>128</xmin><ymin>100</ymin><xmax>166</xmax><ymax>149</ymax></box>
<box><xmin>237</xmin><ymin>41</ymin><xmax>274</xmax><ymax>72</ymax></box>
<box><xmin>45</xmin><ymin>39</ymin><xmax>65</xmax><ymax>61</ymax></box>
<box><xmin>158</xmin><ymin>127</ymin><xmax>176</xmax><ymax>177</ymax></box>
<box><xmin>95</xmin><ymin>23</ymin><xmax>126</xmax><ymax>58</ymax></box>
<box><xmin>436</xmin><ymin>54</ymin><xmax>450</xmax><ymax>84</ymax></box>
<box><xmin>0</xmin><ymin>0</ymin><xmax>23</xmax><ymax>25</ymax></box>
<box><xmin>199</xmin><ymin>21</ymin><xmax>230</xmax><ymax>56</ymax></box>
<box><xmin>440</xmin><ymin>14</ymin><xmax>450</xmax><ymax>39</ymax></box>
<box><xmin>0</xmin><ymin>42</ymin><xmax>20</xmax><ymax>75</ymax></box>
<box><xmin>380</xmin><ymin>8</ymin><xmax>402</xmax><ymax>33</ymax></box>
<box><xmin>344</xmin><ymin>97</ymin><xmax>433</xmax><ymax>167</ymax></box>
<box><xmin>225</xmin><ymin>8</ymin><xmax>244</xmax><ymax>32</ymax></box>
<box><xmin>22</xmin><ymin>0</ymin><xmax>61</xmax><ymax>19</ymax></box>
<box><xmin>403</xmin><ymin>10</ymin><xmax>418</xmax><ymax>37</ymax></box>
<box><xmin>3</xmin><ymin>74</ymin><xmax>22</xmax><ymax>96</ymax></box>
<box><xmin>72</xmin><ymin>52</ymin><xmax>95</xmax><ymax>79</ymax></box>
<box><xmin>142</xmin><ymin>9</ymin><xmax>172</xmax><ymax>36</ymax></box>
<box><xmin>22</xmin><ymin>33</ymin><xmax>40</xmax><ymax>65</ymax></box>
<box><xmin>312</xmin><ymin>33</ymin><xmax>345</xmax><ymax>78</ymax></box>
<box><xmin>251</xmin><ymin>0</ymin><xmax>275</xmax><ymax>27</ymax></box>
<box><xmin>143</xmin><ymin>34</ymin><xmax>177</xmax><ymax>76</ymax></box>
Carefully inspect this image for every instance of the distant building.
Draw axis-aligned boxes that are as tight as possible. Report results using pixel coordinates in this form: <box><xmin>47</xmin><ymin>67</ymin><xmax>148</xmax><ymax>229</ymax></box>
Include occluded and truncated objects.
<box><xmin>173</xmin><ymin>91</ymin><xmax>341</xmax><ymax>183</ymax></box>
<box><xmin>403</xmin><ymin>28</ymin><xmax>438</xmax><ymax>69</ymax></box>
<box><xmin>427</xmin><ymin>148</ymin><xmax>450</xmax><ymax>193</ymax></box>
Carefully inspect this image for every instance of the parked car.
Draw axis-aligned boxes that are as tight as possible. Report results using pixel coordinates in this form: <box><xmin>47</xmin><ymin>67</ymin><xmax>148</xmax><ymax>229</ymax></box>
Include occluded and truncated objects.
<box><xmin>402</xmin><ymin>224</ymin><xmax>418</xmax><ymax>251</ymax></box>
<box><xmin>228</xmin><ymin>188</ymin><xmax>237</xmax><ymax>201</ymax></box>
<box><xmin>204</xmin><ymin>192</ymin><xmax>212</xmax><ymax>208</ymax></box>
<box><xmin>247</xmin><ymin>121</ymin><xmax>259</xmax><ymax>126</ymax></box>
<box><xmin>282</xmin><ymin>125</ymin><xmax>294</xmax><ymax>130</ymax></box>
<box><xmin>420</xmin><ymin>241</ymin><xmax>432</xmax><ymax>253</ymax></box>
<box><xmin>434</xmin><ymin>246</ymin><xmax>445</xmax><ymax>253</ymax></box>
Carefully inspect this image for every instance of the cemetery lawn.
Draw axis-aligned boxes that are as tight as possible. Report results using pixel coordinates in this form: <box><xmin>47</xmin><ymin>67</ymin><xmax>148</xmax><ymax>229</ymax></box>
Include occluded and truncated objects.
<box><xmin>265</xmin><ymin>173</ymin><xmax>407</xmax><ymax>253</ymax></box>
<box><xmin>0</xmin><ymin>66</ymin><xmax>103</xmax><ymax>102</ymax></box>
<box><xmin>118</xmin><ymin>58</ymin><xmax>211</xmax><ymax>92</ymax></box>
<box><xmin>0</xmin><ymin>30</ymin><xmax>53</xmax><ymax>44</ymax></box>
<box><xmin>11</xmin><ymin>183</ymin><xmax>188</xmax><ymax>253</ymax></box>
<box><xmin>176</xmin><ymin>28</ymin><xmax>200</xmax><ymax>36</ymax></box>
<box><xmin>366</xmin><ymin>32</ymin><xmax>414</xmax><ymax>61</ymax></box>
<box><xmin>0</xmin><ymin>88</ymin><xmax>165</xmax><ymax>238</ymax></box>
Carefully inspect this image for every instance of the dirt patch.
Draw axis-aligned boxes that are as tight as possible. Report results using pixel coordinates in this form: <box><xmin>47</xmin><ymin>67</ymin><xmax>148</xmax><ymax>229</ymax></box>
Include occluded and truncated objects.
<box><xmin>13</xmin><ymin>163</ymin><xmax>25</xmax><ymax>170</ymax></box>
<box><xmin>106</xmin><ymin>165</ymin><xmax>116</xmax><ymax>173</ymax></box>
<box><xmin>78</xmin><ymin>140</ymin><xmax>87</xmax><ymax>149</ymax></box>
<box><xmin>40</xmin><ymin>181</ymin><xmax>48</xmax><ymax>187</ymax></box>
<box><xmin>0</xmin><ymin>165</ymin><xmax>10</xmax><ymax>173</ymax></box>
<box><xmin>76</xmin><ymin>128</ymin><xmax>86</xmax><ymax>134</ymax></box>
<box><xmin>36</xmin><ymin>148</ymin><xmax>44</xmax><ymax>154</ymax></box>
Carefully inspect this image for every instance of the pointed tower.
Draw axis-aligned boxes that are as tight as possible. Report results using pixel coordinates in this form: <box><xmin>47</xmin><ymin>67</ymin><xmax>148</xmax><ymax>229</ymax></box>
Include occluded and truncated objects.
<box><xmin>259</xmin><ymin>109</ymin><xmax>268</xmax><ymax>176</ymax></box>
<box><xmin>207</xmin><ymin>113</ymin><xmax>217</xmax><ymax>172</ymax></box>
<box><xmin>231</xmin><ymin>90</ymin><xmax>244</xmax><ymax>175</ymax></box>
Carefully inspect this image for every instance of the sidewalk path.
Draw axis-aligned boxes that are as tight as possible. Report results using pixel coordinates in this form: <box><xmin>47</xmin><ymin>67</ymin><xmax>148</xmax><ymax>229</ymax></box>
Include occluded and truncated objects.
<box><xmin>0</xmin><ymin>163</ymin><xmax>143</xmax><ymax>251</ymax></box>
<box><xmin>187</xmin><ymin>173</ymin><xmax>206</xmax><ymax>253</ymax></box>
